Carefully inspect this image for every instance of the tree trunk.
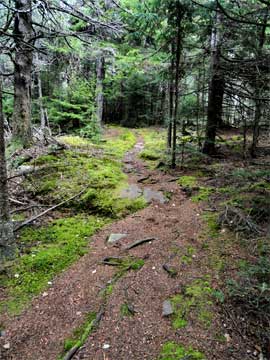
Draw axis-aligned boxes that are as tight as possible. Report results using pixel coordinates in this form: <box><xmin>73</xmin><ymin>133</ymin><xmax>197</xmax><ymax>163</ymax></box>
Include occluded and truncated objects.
<box><xmin>250</xmin><ymin>8</ymin><xmax>268</xmax><ymax>157</ymax></box>
<box><xmin>37</xmin><ymin>70</ymin><xmax>46</xmax><ymax>129</ymax></box>
<box><xmin>12</xmin><ymin>0</ymin><xmax>34</xmax><ymax>148</ymax></box>
<box><xmin>0</xmin><ymin>79</ymin><xmax>15</xmax><ymax>261</ymax></box>
<box><xmin>96</xmin><ymin>55</ymin><xmax>105</xmax><ymax>129</ymax></box>
<box><xmin>171</xmin><ymin>6</ymin><xmax>183</xmax><ymax>169</ymax></box>
<box><xmin>202</xmin><ymin>10</ymin><xmax>224</xmax><ymax>155</ymax></box>
<box><xmin>167</xmin><ymin>43</ymin><xmax>175</xmax><ymax>148</ymax></box>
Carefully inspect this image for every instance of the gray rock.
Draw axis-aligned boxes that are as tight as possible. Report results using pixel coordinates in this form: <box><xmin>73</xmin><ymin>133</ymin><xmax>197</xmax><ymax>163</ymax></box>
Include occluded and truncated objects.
<box><xmin>107</xmin><ymin>233</ymin><xmax>127</xmax><ymax>244</ymax></box>
<box><xmin>162</xmin><ymin>300</ymin><xmax>174</xmax><ymax>317</ymax></box>
<box><xmin>120</xmin><ymin>184</ymin><xmax>143</xmax><ymax>199</ymax></box>
<box><xmin>143</xmin><ymin>188</ymin><xmax>169</xmax><ymax>204</ymax></box>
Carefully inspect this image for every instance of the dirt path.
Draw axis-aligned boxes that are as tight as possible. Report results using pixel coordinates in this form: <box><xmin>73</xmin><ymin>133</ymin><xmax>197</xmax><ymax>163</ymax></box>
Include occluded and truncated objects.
<box><xmin>0</xmin><ymin>136</ymin><xmax>228</xmax><ymax>360</ymax></box>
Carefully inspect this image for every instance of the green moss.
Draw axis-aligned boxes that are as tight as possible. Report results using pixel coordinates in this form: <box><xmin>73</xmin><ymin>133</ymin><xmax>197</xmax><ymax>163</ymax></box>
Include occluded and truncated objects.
<box><xmin>159</xmin><ymin>342</ymin><xmax>206</xmax><ymax>360</ymax></box>
<box><xmin>12</xmin><ymin>214</ymin><xmax>26</xmax><ymax>222</ymax></box>
<box><xmin>170</xmin><ymin>278</ymin><xmax>214</xmax><ymax>329</ymax></box>
<box><xmin>138</xmin><ymin>129</ymin><xmax>166</xmax><ymax>164</ymax></box>
<box><xmin>0</xmin><ymin>215</ymin><xmax>107</xmax><ymax>314</ymax></box>
<box><xmin>181</xmin><ymin>246</ymin><xmax>196</xmax><ymax>265</ymax></box>
<box><xmin>177</xmin><ymin>175</ymin><xmax>197</xmax><ymax>188</ymax></box>
<box><xmin>81</xmin><ymin>186</ymin><xmax>146</xmax><ymax>218</ymax></box>
<box><xmin>99</xmin><ymin>256</ymin><xmax>144</xmax><ymax>300</ymax></box>
<box><xmin>202</xmin><ymin>212</ymin><xmax>220</xmax><ymax>238</ymax></box>
<box><xmin>58</xmin><ymin>135</ymin><xmax>94</xmax><ymax>149</ymax></box>
<box><xmin>6</xmin><ymin>139</ymin><xmax>24</xmax><ymax>158</ymax></box>
<box><xmin>102</xmin><ymin>129</ymin><xmax>137</xmax><ymax>158</ymax></box>
<box><xmin>120</xmin><ymin>303</ymin><xmax>134</xmax><ymax>317</ymax></box>
<box><xmin>32</xmin><ymin>154</ymin><xmax>59</xmax><ymax>165</ymax></box>
<box><xmin>61</xmin><ymin>311</ymin><xmax>97</xmax><ymax>358</ymax></box>
<box><xmin>209</xmin><ymin>254</ymin><xmax>225</xmax><ymax>272</ymax></box>
<box><xmin>191</xmin><ymin>187</ymin><xmax>215</xmax><ymax>203</ymax></box>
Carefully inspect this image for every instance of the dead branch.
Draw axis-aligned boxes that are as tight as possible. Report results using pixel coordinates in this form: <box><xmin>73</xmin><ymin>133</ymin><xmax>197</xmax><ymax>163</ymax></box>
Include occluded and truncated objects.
<box><xmin>9</xmin><ymin>197</ymin><xmax>28</xmax><ymax>206</ymax></box>
<box><xmin>14</xmin><ymin>187</ymin><xmax>88</xmax><ymax>232</ymax></box>
<box><xmin>219</xmin><ymin>205</ymin><xmax>263</xmax><ymax>236</ymax></box>
<box><xmin>125</xmin><ymin>237</ymin><xmax>157</xmax><ymax>250</ymax></box>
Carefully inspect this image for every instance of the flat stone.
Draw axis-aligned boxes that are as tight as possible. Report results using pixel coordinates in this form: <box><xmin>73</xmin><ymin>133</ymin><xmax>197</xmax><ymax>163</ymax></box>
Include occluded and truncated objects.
<box><xmin>162</xmin><ymin>300</ymin><xmax>174</xmax><ymax>317</ymax></box>
<box><xmin>143</xmin><ymin>188</ymin><xmax>168</xmax><ymax>204</ymax></box>
<box><xmin>120</xmin><ymin>184</ymin><xmax>143</xmax><ymax>199</ymax></box>
<box><xmin>107</xmin><ymin>233</ymin><xmax>127</xmax><ymax>244</ymax></box>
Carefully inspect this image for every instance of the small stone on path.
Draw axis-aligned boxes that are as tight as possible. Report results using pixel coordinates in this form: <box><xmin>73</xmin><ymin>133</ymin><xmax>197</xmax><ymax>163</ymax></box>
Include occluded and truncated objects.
<box><xmin>3</xmin><ymin>343</ymin><xmax>10</xmax><ymax>350</ymax></box>
<box><xmin>162</xmin><ymin>300</ymin><xmax>174</xmax><ymax>317</ymax></box>
<box><xmin>107</xmin><ymin>233</ymin><xmax>127</xmax><ymax>244</ymax></box>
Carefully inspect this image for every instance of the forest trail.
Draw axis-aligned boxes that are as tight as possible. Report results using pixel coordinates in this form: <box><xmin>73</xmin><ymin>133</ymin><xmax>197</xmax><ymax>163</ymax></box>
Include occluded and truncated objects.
<box><xmin>1</xmin><ymin>133</ymin><xmax>224</xmax><ymax>360</ymax></box>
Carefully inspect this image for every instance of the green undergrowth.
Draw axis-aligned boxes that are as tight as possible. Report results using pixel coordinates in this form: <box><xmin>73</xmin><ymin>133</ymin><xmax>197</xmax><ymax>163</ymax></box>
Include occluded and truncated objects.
<box><xmin>1</xmin><ymin>129</ymin><xmax>147</xmax><ymax>317</ymax></box>
<box><xmin>138</xmin><ymin>128</ymin><xmax>166</xmax><ymax>165</ymax></box>
<box><xmin>181</xmin><ymin>246</ymin><xmax>196</xmax><ymax>265</ymax></box>
<box><xmin>58</xmin><ymin>135</ymin><xmax>95</xmax><ymax>149</ymax></box>
<box><xmin>170</xmin><ymin>278</ymin><xmax>214</xmax><ymax>329</ymax></box>
<box><xmin>177</xmin><ymin>175</ymin><xmax>215</xmax><ymax>203</ymax></box>
<box><xmin>102</xmin><ymin>129</ymin><xmax>137</xmax><ymax>158</ymax></box>
<box><xmin>177</xmin><ymin>175</ymin><xmax>198</xmax><ymax>188</ymax></box>
<box><xmin>0</xmin><ymin>215</ymin><xmax>107</xmax><ymax>314</ymax></box>
<box><xmin>26</xmin><ymin>140</ymin><xmax>145</xmax><ymax>218</ymax></box>
<box><xmin>159</xmin><ymin>341</ymin><xmax>206</xmax><ymax>360</ymax></box>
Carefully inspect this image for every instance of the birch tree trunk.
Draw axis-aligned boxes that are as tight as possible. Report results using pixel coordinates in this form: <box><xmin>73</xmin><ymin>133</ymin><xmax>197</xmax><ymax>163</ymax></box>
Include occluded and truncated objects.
<box><xmin>0</xmin><ymin>79</ymin><xmax>14</xmax><ymax>261</ymax></box>
<box><xmin>12</xmin><ymin>0</ymin><xmax>34</xmax><ymax>148</ymax></box>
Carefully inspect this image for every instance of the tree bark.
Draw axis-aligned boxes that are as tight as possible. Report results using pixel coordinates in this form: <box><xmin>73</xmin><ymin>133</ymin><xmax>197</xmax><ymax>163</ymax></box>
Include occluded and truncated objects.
<box><xmin>202</xmin><ymin>9</ymin><xmax>224</xmax><ymax>155</ymax></box>
<box><xmin>0</xmin><ymin>78</ymin><xmax>15</xmax><ymax>261</ymax></box>
<box><xmin>250</xmin><ymin>7</ymin><xmax>268</xmax><ymax>157</ymax></box>
<box><xmin>167</xmin><ymin>43</ymin><xmax>175</xmax><ymax>149</ymax></box>
<box><xmin>96</xmin><ymin>55</ymin><xmax>105</xmax><ymax>129</ymax></box>
<box><xmin>171</xmin><ymin>6</ymin><xmax>183</xmax><ymax>169</ymax></box>
<box><xmin>12</xmin><ymin>0</ymin><xmax>34</xmax><ymax>148</ymax></box>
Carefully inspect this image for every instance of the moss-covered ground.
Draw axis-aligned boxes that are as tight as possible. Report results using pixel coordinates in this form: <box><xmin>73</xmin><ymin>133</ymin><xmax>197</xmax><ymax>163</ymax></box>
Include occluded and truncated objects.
<box><xmin>158</xmin><ymin>342</ymin><xmax>206</xmax><ymax>360</ymax></box>
<box><xmin>0</xmin><ymin>127</ymin><xmax>146</xmax><ymax>315</ymax></box>
<box><xmin>138</xmin><ymin>128</ymin><xmax>167</xmax><ymax>166</ymax></box>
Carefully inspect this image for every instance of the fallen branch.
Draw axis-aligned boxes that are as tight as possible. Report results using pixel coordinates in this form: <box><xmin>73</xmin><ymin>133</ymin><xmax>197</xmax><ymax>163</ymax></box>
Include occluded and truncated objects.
<box><xmin>9</xmin><ymin>197</ymin><xmax>28</xmax><ymax>206</ymax></box>
<box><xmin>219</xmin><ymin>205</ymin><xmax>263</xmax><ymax>236</ymax></box>
<box><xmin>10</xmin><ymin>205</ymin><xmax>48</xmax><ymax>214</ymax></box>
<box><xmin>125</xmin><ymin>237</ymin><xmax>157</xmax><ymax>250</ymax></box>
<box><xmin>14</xmin><ymin>187</ymin><xmax>88</xmax><ymax>232</ymax></box>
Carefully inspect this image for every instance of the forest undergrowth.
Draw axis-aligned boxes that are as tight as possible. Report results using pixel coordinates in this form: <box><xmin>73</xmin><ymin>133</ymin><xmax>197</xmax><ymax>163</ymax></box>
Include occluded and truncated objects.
<box><xmin>0</xmin><ymin>127</ymin><xmax>269</xmax><ymax>360</ymax></box>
